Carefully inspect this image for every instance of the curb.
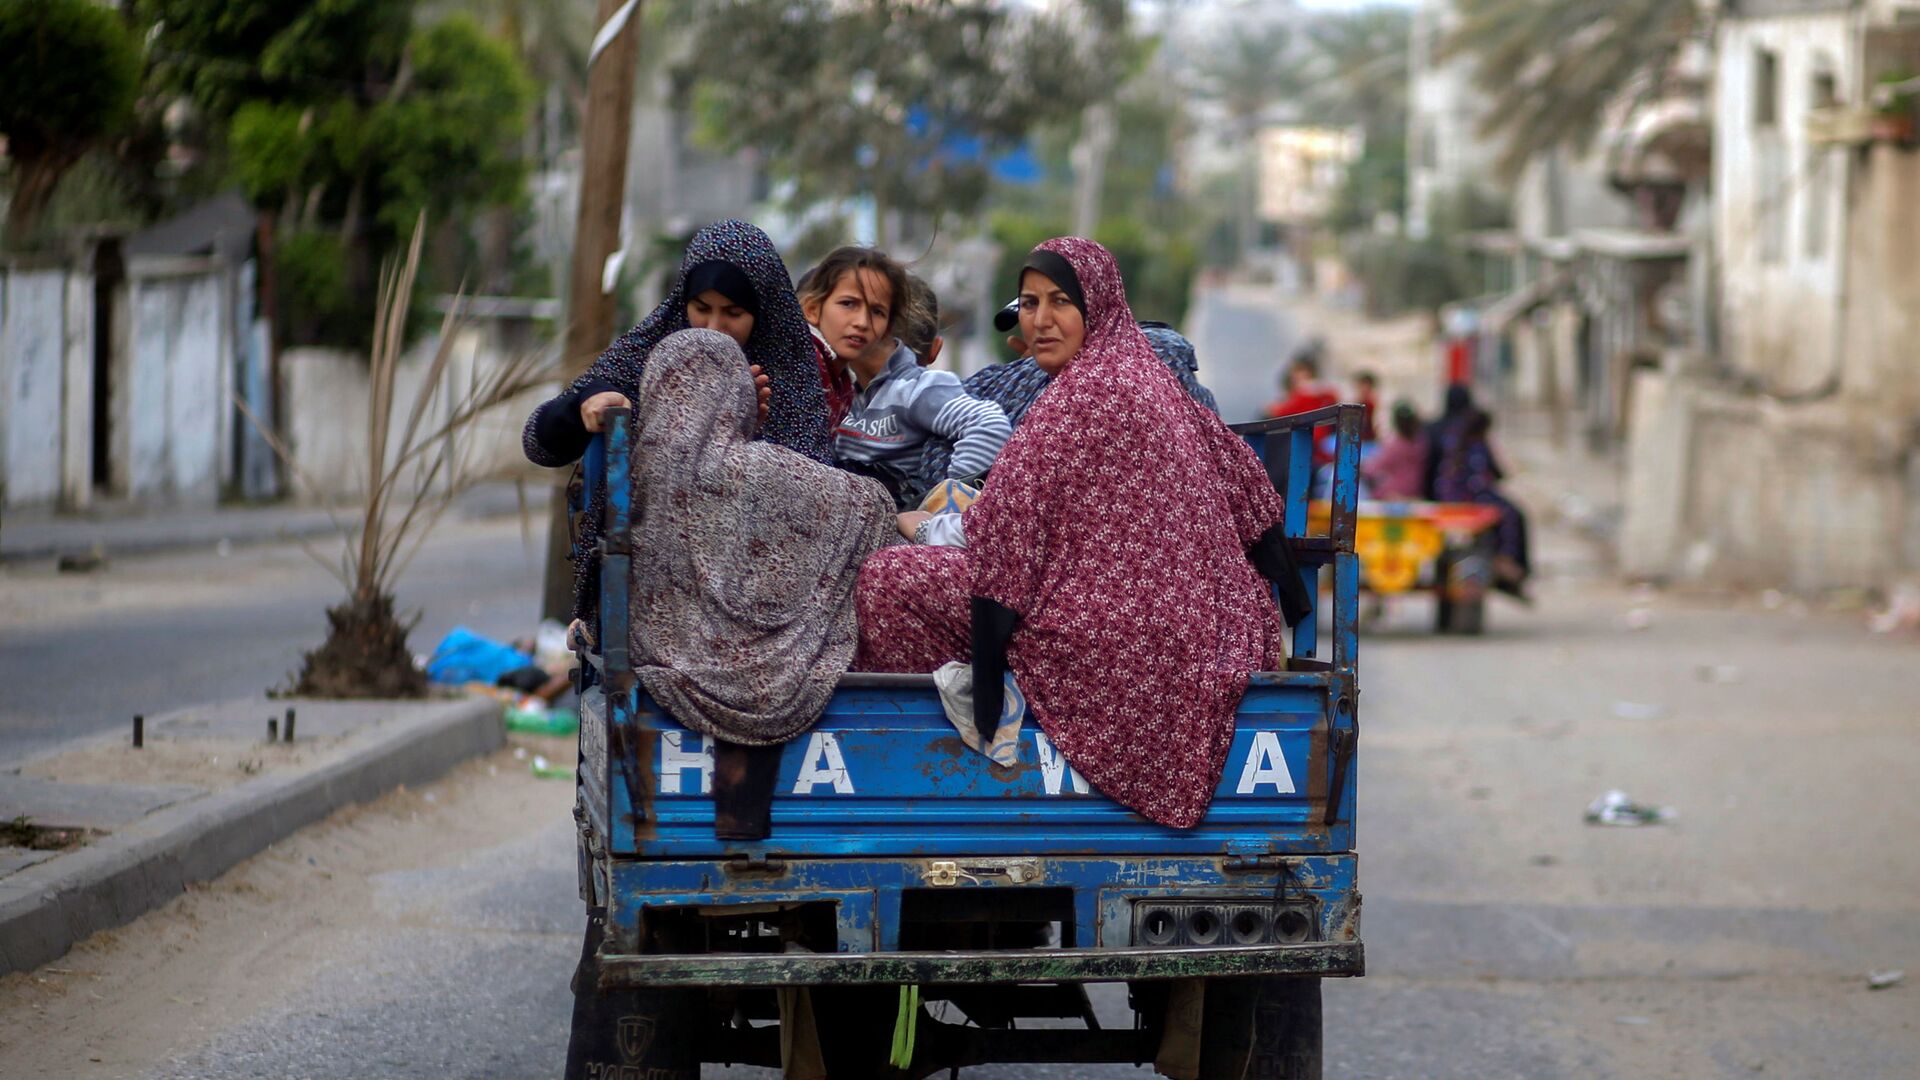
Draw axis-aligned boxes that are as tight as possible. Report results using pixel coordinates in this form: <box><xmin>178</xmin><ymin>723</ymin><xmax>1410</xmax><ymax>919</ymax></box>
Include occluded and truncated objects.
<box><xmin>0</xmin><ymin>698</ymin><xmax>504</xmax><ymax>975</ymax></box>
<box><xmin>0</xmin><ymin>511</ymin><xmax>343</xmax><ymax>563</ymax></box>
<box><xmin>0</xmin><ymin>482</ymin><xmax>542</xmax><ymax>563</ymax></box>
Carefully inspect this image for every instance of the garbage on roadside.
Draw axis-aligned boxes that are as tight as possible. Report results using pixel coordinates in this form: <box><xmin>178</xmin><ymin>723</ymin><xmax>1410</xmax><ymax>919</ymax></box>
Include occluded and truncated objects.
<box><xmin>1868</xmin><ymin>969</ymin><xmax>1905</xmax><ymax>990</ymax></box>
<box><xmin>56</xmin><ymin>548</ymin><xmax>107</xmax><ymax>574</ymax></box>
<box><xmin>426</xmin><ymin>624</ymin><xmax>575</xmax><ymax>703</ymax></box>
<box><xmin>426</xmin><ymin>627</ymin><xmax>533</xmax><ymax>685</ymax></box>
<box><xmin>506</xmin><ymin>699</ymin><xmax>579</xmax><ymax>736</ymax></box>
<box><xmin>1621</xmin><ymin>608</ymin><xmax>1655</xmax><ymax>631</ymax></box>
<box><xmin>529</xmin><ymin>754</ymin><xmax>573</xmax><ymax>781</ymax></box>
<box><xmin>1610</xmin><ymin>701</ymin><xmax>1669</xmax><ymax>721</ymax></box>
<box><xmin>1869</xmin><ymin>581</ymin><xmax>1920</xmax><ymax>634</ymax></box>
<box><xmin>1585</xmin><ymin>789</ymin><xmax>1676</xmax><ymax>827</ymax></box>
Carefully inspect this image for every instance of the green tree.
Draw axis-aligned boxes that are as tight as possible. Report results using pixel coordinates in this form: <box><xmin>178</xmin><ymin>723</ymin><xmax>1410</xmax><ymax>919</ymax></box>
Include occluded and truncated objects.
<box><xmin>147</xmin><ymin>2</ymin><xmax>534</xmax><ymax>347</ymax></box>
<box><xmin>676</xmin><ymin>0</ymin><xmax>1105</xmax><ymax>245</ymax></box>
<box><xmin>142</xmin><ymin>0</ymin><xmax>413</xmax><ymax>117</ymax></box>
<box><xmin>1301</xmin><ymin>6</ymin><xmax>1412</xmax><ymax>232</ymax></box>
<box><xmin>1444</xmin><ymin>0</ymin><xmax>1698</xmax><ymax>180</ymax></box>
<box><xmin>1195</xmin><ymin>23</ymin><xmax>1302</xmax><ymax>265</ymax></box>
<box><xmin>0</xmin><ymin>0</ymin><xmax>142</xmax><ymax>246</ymax></box>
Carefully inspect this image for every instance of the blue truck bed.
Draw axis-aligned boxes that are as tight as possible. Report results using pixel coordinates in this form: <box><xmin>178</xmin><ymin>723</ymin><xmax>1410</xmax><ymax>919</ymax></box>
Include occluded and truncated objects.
<box><xmin>571</xmin><ymin>403</ymin><xmax>1364</xmax><ymax>1073</ymax></box>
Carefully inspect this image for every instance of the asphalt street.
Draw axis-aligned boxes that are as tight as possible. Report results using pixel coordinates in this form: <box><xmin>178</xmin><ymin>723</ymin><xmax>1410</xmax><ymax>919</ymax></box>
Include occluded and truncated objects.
<box><xmin>0</xmin><ymin>507</ymin><xmax>551</xmax><ymax>763</ymax></box>
<box><xmin>2</xmin><ymin>292</ymin><xmax>1915</xmax><ymax>1077</ymax></box>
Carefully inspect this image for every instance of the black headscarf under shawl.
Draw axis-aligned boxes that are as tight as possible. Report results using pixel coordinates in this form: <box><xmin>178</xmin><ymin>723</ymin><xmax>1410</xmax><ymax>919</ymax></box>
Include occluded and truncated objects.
<box><xmin>525</xmin><ymin>219</ymin><xmax>831</xmax><ymax>467</ymax></box>
<box><xmin>522</xmin><ymin>220</ymin><xmax>832</xmax><ymax>622</ymax></box>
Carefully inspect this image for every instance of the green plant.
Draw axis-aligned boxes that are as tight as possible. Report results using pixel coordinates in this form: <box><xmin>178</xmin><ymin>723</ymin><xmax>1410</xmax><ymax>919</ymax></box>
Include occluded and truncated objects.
<box><xmin>238</xmin><ymin>216</ymin><xmax>556</xmax><ymax>697</ymax></box>
<box><xmin>151</xmin><ymin>2</ymin><xmax>535</xmax><ymax>351</ymax></box>
<box><xmin>675</xmin><ymin>0</ymin><xmax>1108</xmax><ymax>245</ymax></box>
<box><xmin>1445</xmin><ymin>0</ymin><xmax>1698</xmax><ymax>181</ymax></box>
<box><xmin>0</xmin><ymin>0</ymin><xmax>142</xmax><ymax>247</ymax></box>
<box><xmin>1874</xmin><ymin>70</ymin><xmax>1919</xmax><ymax>129</ymax></box>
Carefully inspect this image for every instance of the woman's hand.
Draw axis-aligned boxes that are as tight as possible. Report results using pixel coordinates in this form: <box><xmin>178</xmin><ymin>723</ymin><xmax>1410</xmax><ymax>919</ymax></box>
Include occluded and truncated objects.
<box><xmin>750</xmin><ymin>365</ymin><xmax>772</xmax><ymax>425</ymax></box>
<box><xmin>896</xmin><ymin>511</ymin><xmax>933</xmax><ymax>540</ymax></box>
<box><xmin>580</xmin><ymin>391</ymin><xmax>632</xmax><ymax>433</ymax></box>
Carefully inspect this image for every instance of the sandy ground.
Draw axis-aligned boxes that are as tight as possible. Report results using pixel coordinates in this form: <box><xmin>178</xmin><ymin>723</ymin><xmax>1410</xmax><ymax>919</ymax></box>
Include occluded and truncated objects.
<box><xmin>0</xmin><ymin>732</ymin><xmax>577</xmax><ymax>1078</ymax></box>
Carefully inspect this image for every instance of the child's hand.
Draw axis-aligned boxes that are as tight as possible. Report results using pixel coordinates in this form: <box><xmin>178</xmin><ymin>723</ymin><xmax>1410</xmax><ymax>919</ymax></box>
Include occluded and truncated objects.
<box><xmin>896</xmin><ymin>511</ymin><xmax>933</xmax><ymax>540</ymax></box>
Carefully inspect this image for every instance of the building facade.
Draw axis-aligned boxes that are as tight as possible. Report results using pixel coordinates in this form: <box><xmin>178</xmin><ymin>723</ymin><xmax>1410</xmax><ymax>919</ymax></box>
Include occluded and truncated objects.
<box><xmin>1620</xmin><ymin>0</ymin><xmax>1920</xmax><ymax>590</ymax></box>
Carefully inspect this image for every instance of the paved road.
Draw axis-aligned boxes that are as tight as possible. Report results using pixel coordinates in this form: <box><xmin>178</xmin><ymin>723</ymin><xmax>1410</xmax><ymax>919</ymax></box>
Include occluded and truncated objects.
<box><xmin>0</xmin><ymin>511</ymin><xmax>549</xmax><ymax>763</ymax></box>
<box><xmin>7</xmin><ymin>504</ymin><xmax>1916</xmax><ymax>1078</ymax></box>
<box><xmin>1188</xmin><ymin>286</ymin><xmax>1300</xmax><ymax>425</ymax></box>
<box><xmin>3</xmin><ymin>295</ymin><xmax>1918</xmax><ymax>1076</ymax></box>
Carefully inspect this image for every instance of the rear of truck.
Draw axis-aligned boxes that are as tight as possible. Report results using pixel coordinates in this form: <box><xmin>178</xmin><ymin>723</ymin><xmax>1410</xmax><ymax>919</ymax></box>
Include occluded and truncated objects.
<box><xmin>575</xmin><ymin>405</ymin><xmax>1365</xmax><ymax>1077</ymax></box>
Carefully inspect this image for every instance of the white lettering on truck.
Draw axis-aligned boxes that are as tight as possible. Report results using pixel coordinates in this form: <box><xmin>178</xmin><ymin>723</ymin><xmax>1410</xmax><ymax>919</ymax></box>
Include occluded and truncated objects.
<box><xmin>658</xmin><ymin>731</ymin><xmax>712</xmax><ymax>794</ymax></box>
<box><xmin>1235</xmin><ymin>731</ymin><xmax>1297</xmax><ymax>794</ymax></box>
<box><xmin>1034</xmin><ymin>733</ymin><xmax>1091</xmax><ymax>795</ymax></box>
<box><xmin>792</xmin><ymin>732</ymin><xmax>856</xmax><ymax>794</ymax></box>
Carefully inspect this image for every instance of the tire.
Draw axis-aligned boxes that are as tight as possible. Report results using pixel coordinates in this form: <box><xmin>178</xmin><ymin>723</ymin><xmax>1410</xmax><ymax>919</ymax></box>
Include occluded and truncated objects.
<box><xmin>563</xmin><ymin>908</ymin><xmax>701</xmax><ymax>1079</ymax></box>
<box><xmin>1444</xmin><ymin>594</ymin><xmax>1486</xmax><ymax>635</ymax></box>
<box><xmin>1201</xmin><ymin>976</ymin><xmax>1323</xmax><ymax>1080</ymax></box>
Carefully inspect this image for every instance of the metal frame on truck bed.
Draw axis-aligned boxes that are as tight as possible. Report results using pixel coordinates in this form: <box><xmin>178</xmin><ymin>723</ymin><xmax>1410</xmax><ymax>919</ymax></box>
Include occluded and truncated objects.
<box><xmin>572</xmin><ymin>403</ymin><xmax>1365</xmax><ymax>1077</ymax></box>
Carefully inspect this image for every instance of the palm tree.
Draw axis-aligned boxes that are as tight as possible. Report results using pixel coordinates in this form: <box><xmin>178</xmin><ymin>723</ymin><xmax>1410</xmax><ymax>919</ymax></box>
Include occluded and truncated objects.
<box><xmin>1302</xmin><ymin>6</ymin><xmax>1412</xmax><ymax>146</ymax></box>
<box><xmin>1443</xmin><ymin>0</ymin><xmax>1700</xmax><ymax>181</ymax></box>
<box><xmin>1197</xmin><ymin>23</ymin><xmax>1304</xmax><ymax>265</ymax></box>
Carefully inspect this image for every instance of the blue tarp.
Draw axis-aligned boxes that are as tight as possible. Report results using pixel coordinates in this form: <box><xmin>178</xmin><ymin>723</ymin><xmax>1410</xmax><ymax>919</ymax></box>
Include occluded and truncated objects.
<box><xmin>426</xmin><ymin>627</ymin><xmax>532</xmax><ymax>685</ymax></box>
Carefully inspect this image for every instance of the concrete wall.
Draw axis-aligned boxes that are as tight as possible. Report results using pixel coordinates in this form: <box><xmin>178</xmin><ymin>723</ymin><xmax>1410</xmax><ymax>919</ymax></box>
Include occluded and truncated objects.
<box><xmin>1622</xmin><ymin>370</ymin><xmax>1913</xmax><ymax>591</ymax></box>
<box><xmin>1513</xmin><ymin>150</ymin><xmax>1636</xmax><ymax>244</ymax></box>
<box><xmin>281</xmin><ymin>329</ymin><xmax>548</xmax><ymax>505</ymax></box>
<box><xmin>2</xmin><ymin>254</ymin><xmax>243</xmax><ymax>512</ymax></box>
<box><xmin>1839</xmin><ymin>138</ymin><xmax>1920</xmax><ymax>416</ymax></box>
<box><xmin>1713</xmin><ymin>13</ymin><xmax>1854</xmax><ymax>392</ymax></box>
<box><xmin>120</xmin><ymin>258</ymin><xmax>229</xmax><ymax>505</ymax></box>
<box><xmin>1</xmin><ymin>264</ymin><xmax>97</xmax><ymax>512</ymax></box>
<box><xmin>0</xmin><ymin>269</ymin><xmax>75</xmax><ymax>508</ymax></box>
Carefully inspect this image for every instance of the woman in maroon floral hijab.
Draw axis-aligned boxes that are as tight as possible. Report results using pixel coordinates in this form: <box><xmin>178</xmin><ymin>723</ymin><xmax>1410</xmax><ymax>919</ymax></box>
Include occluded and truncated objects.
<box><xmin>853</xmin><ymin>237</ymin><xmax>1307</xmax><ymax>829</ymax></box>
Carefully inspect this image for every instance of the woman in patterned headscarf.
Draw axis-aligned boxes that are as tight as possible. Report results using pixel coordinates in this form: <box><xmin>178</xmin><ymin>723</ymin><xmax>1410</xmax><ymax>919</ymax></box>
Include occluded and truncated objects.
<box><xmin>631</xmin><ymin>328</ymin><xmax>896</xmax><ymax>749</ymax></box>
<box><xmin>853</xmin><ymin>238</ymin><xmax>1309</xmax><ymax>830</ymax></box>
<box><xmin>523</xmin><ymin>220</ymin><xmax>832</xmax><ymax>621</ymax></box>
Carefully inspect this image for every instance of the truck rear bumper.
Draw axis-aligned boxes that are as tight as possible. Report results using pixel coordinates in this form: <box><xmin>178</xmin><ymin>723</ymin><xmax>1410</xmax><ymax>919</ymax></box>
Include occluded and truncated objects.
<box><xmin>597</xmin><ymin>940</ymin><xmax>1364</xmax><ymax>989</ymax></box>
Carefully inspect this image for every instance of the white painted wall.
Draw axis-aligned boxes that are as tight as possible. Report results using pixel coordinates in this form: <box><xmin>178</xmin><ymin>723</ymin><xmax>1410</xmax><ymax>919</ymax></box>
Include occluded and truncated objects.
<box><xmin>120</xmin><ymin>260</ymin><xmax>229</xmax><ymax>505</ymax></box>
<box><xmin>3</xmin><ymin>256</ymin><xmax>238</xmax><ymax>511</ymax></box>
<box><xmin>281</xmin><ymin>330</ymin><xmax>547</xmax><ymax>505</ymax></box>
<box><xmin>1</xmin><ymin>270</ymin><xmax>68</xmax><ymax>508</ymax></box>
<box><xmin>1713</xmin><ymin>13</ymin><xmax>1854</xmax><ymax>392</ymax></box>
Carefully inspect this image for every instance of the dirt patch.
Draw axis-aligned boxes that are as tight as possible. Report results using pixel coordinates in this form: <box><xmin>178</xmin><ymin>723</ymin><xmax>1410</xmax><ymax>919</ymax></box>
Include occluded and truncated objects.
<box><xmin>20</xmin><ymin>738</ymin><xmax>334</xmax><ymax>793</ymax></box>
<box><xmin>0</xmin><ymin>735</ymin><xmax>575</xmax><ymax>1075</ymax></box>
<box><xmin>0</xmin><ymin>817</ymin><xmax>91</xmax><ymax>851</ymax></box>
<box><xmin>293</xmin><ymin>593</ymin><xmax>428</xmax><ymax>699</ymax></box>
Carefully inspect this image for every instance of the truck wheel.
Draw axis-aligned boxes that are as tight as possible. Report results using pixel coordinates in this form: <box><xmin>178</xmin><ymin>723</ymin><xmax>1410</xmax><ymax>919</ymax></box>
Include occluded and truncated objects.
<box><xmin>1200</xmin><ymin>976</ymin><xmax>1323</xmax><ymax>1080</ymax></box>
<box><xmin>1442</xmin><ymin>594</ymin><xmax>1486</xmax><ymax>635</ymax></box>
<box><xmin>563</xmin><ymin>908</ymin><xmax>700</xmax><ymax>1079</ymax></box>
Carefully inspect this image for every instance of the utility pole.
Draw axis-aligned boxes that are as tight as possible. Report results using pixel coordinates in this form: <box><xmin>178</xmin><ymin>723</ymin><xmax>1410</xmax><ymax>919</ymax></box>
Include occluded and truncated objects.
<box><xmin>541</xmin><ymin>0</ymin><xmax>643</xmax><ymax>622</ymax></box>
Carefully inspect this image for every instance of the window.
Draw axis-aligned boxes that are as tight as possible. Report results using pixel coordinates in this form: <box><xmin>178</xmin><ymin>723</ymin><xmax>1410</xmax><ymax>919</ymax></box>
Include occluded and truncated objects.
<box><xmin>1805</xmin><ymin>66</ymin><xmax>1840</xmax><ymax>259</ymax></box>
<box><xmin>1755</xmin><ymin>48</ymin><xmax>1781</xmax><ymax>128</ymax></box>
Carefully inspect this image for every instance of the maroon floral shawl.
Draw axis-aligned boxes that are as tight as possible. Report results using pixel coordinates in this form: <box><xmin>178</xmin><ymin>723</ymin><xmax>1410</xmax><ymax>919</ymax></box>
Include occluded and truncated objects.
<box><xmin>964</xmin><ymin>238</ymin><xmax>1288</xmax><ymax>828</ymax></box>
<box><xmin>630</xmin><ymin>330</ymin><xmax>898</xmax><ymax>746</ymax></box>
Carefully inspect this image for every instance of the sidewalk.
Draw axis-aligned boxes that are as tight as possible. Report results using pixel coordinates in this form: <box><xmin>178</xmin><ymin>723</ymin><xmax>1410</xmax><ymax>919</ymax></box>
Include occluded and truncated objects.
<box><xmin>0</xmin><ymin>480</ymin><xmax>545</xmax><ymax>562</ymax></box>
<box><xmin>0</xmin><ymin>693</ymin><xmax>505</xmax><ymax>973</ymax></box>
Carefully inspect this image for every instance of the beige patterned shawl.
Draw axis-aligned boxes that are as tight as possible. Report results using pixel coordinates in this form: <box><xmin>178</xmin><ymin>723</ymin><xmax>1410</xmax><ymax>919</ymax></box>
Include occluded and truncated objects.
<box><xmin>629</xmin><ymin>329</ymin><xmax>898</xmax><ymax>746</ymax></box>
